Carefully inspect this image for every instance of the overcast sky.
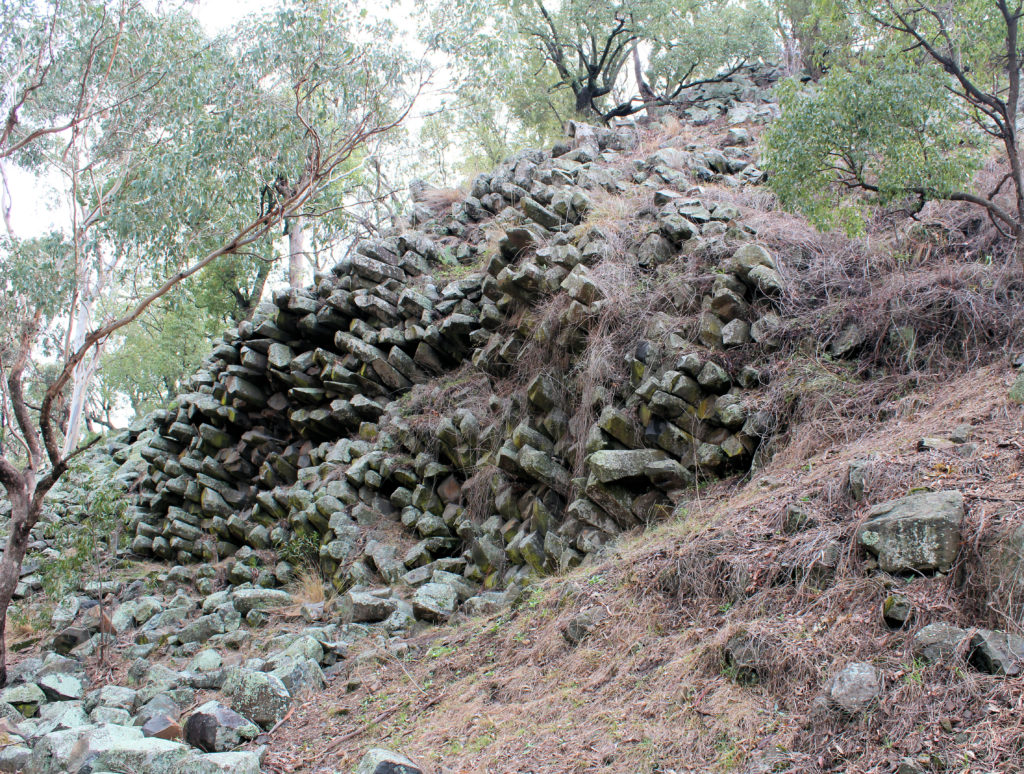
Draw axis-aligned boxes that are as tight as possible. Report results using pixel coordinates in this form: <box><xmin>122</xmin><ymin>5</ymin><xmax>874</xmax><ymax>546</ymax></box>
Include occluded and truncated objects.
<box><xmin>4</xmin><ymin>0</ymin><xmax>440</xmax><ymax>239</ymax></box>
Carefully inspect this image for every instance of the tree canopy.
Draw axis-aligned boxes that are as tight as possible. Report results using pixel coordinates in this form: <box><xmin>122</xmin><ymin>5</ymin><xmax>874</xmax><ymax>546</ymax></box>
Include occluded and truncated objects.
<box><xmin>419</xmin><ymin>0</ymin><xmax>781</xmax><ymax>172</ymax></box>
<box><xmin>765</xmin><ymin>0</ymin><xmax>1024</xmax><ymax>251</ymax></box>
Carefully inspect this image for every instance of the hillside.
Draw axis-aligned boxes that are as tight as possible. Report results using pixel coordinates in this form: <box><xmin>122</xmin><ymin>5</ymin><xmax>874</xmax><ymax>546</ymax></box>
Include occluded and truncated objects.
<box><xmin>1</xmin><ymin>64</ymin><xmax>1024</xmax><ymax>774</ymax></box>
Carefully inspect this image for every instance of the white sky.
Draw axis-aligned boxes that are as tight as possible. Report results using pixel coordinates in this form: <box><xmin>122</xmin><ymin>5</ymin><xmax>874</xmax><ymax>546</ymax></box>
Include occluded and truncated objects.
<box><xmin>4</xmin><ymin>0</ymin><xmax>442</xmax><ymax>240</ymax></box>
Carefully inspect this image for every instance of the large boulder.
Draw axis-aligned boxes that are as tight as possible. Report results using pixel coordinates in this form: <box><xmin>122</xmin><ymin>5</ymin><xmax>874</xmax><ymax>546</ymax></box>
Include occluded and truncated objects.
<box><xmin>857</xmin><ymin>490</ymin><xmax>964</xmax><ymax>573</ymax></box>
<box><xmin>222</xmin><ymin>669</ymin><xmax>291</xmax><ymax>729</ymax></box>
<box><xmin>184</xmin><ymin>701</ymin><xmax>260</xmax><ymax>752</ymax></box>
<box><xmin>356</xmin><ymin>748</ymin><xmax>423</xmax><ymax>774</ymax></box>
<box><xmin>27</xmin><ymin>723</ymin><xmax>144</xmax><ymax>774</ymax></box>
<box><xmin>89</xmin><ymin>737</ymin><xmax>192</xmax><ymax>773</ymax></box>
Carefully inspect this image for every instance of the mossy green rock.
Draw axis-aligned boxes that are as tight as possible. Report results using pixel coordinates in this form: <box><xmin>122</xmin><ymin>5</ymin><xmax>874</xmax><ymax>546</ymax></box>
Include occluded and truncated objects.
<box><xmin>2</xmin><ymin>682</ymin><xmax>45</xmax><ymax>717</ymax></box>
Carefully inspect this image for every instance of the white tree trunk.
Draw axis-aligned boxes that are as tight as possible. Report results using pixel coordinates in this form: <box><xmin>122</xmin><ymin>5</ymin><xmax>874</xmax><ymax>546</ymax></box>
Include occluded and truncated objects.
<box><xmin>288</xmin><ymin>214</ymin><xmax>307</xmax><ymax>288</ymax></box>
<box><xmin>61</xmin><ymin>297</ymin><xmax>96</xmax><ymax>456</ymax></box>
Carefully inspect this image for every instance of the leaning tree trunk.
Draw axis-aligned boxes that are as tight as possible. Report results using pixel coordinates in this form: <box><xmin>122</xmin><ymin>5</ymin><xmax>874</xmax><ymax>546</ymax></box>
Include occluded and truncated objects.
<box><xmin>288</xmin><ymin>214</ymin><xmax>307</xmax><ymax>289</ymax></box>
<box><xmin>0</xmin><ymin>478</ymin><xmax>37</xmax><ymax>687</ymax></box>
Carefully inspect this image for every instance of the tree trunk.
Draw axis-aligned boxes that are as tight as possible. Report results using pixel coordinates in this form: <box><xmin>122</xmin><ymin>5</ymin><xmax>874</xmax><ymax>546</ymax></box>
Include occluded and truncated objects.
<box><xmin>0</xmin><ymin>477</ymin><xmax>34</xmax><ymax>687</ymax></box>
<box><xmin>288</xmin><ymin>215</ymin><xmax>307</xmax><ymax>288</ymax></box>
<box><xmin>61</xmin><ymin>297</ymin><xmax>96</xmax><ymax>456</ymax></box>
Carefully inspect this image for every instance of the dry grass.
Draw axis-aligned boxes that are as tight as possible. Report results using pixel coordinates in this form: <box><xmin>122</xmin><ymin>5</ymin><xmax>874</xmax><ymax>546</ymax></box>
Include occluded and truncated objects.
<box><xmin>287</xmin><ymin>561</ymin><xmax>333</xmax><ymax>607</ymax></box>
<box><xmin>262</xmin><ymin>368</ymin><xmax>1024</xmax><ymax>774</ymax></box>
<box><xmin>416</xmin><ymin>187</ymin><xmax>467</xmax><ymax>216</ymax></box>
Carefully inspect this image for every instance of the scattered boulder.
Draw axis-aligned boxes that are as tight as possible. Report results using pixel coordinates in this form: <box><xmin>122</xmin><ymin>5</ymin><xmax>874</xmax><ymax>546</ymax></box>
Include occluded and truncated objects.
<box><xmin>912</xmin><ymin>622</ymin><xmax>968</xmax><ymax>663</ymax></box>
<box><xmin>222</xmin><ymin>670</ymin><xmax>291</xmax><ymax>729</ymax></box>
<box><xmin>356</xmin><ymin>748</ymin><xmax>423</xmax><ymax>774</ymax></box>
<box><xmin>184</xmin><ymin>701</ymin><xmax>260</xmax><ymax>752</ymax></box>
<box><xmin>824</xmin><ymin>662</ymin><xmax>882</xmax><ymax>714</ymax></box>
<box><xmin>857</xmin><ymin>490</ymin><xmax>964</xmax><ymax>573</ymax></box>
<box><xmin>967</xmin><ymin>629</ymin><xmax>1024</xmax><ymax>676</ymax></box>
<box><xmin>563</xmin><ymin>607</ymin><xmax>609</xmax><ymax>645</ymax></box>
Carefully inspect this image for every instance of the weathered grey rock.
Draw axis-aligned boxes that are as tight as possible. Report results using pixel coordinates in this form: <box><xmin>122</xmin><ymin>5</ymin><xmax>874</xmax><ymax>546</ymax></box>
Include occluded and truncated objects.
<box><xmin>721</xmin><ymin>318</ymin><xmax>751</xmax><ymax>346</ymax></box>
<box><xmin>38</xmin><ymin>700</ymin><xmax>90</xmax><ymax>730</ymax></box>
<box><xmin>2</xmin><ymin>683</ymin><xmax>45</xmax><ymax>717</ymax></box>
<box><xmin>518</xmin><ymin>446</ymin><xmax>570</xmax><ymax>492</ymax></box>
<box><xmin>356</xmin><ymin>748</ymin><xmax>423</xmax><ymax>774</ymax></box>
<box><xmin>746</xmin><ymin>264</ymin><xmax>784</xmax><ymax>295</ymax></box>
<box><xmin>271</xmin><ymin>656</ymin><xmax>326</xmax><ymax>695</ymax></box>
<box><xmin>0</xmin><ymin>744</ymin><xmax>30</xmax><ymax>773</ymax></box>
<box><xmin>825</xmin><ymin>662</ymin><xmax>881</xmax><ymax>713</ymax></box>
<box><xmin>27</xmin><ymin>723</ymin><xmax>144</xmax><ymax>774</ymax></box>
<box><xmin>588</xmin><ymin>449</ymin><xmax>667</xmax><ymax>483</ymax></box>
<box><xmin>563</xmin><ymin>606</ymin><xmax>609</xmax><ymax>645</ymax></box>
<box><xmin>90</xmin><ymin>736</ymin><xmax>192</xmax><ymax>773</ymax></box>
<box><xmin>411</xmin><ymin>582</ymin><xmax>458</xmax><ymax>622</ymax></box>
<box><xmin>728</xmin><ymin>243</ymin><xmax>774</xmax><ymax>279</ymax></box>
<box><xmin>50</xmin><ymin>597</ymin><xmax>81</xmax><ymax>629</ymax></box>
<box><xmin>560</xmin><ymin>264</ymin><xmax>603</xmax><ymax>305</ymax></box>
<box><xmin>86</xmin><ymin>684</ymin><xmax>138</xmax><ymax>713</ymax></box>
<box><xmin>183</xmin><ymin>701</ymin><xmax>260</xmax><ymax>752</ymax></box>
<box><xmin>697</xmin><ymin>361</ymin><xmax>730</xmax><ymax>392</ymax></box>
<box><xmin>91</xmin><ymin>706</ymin><xmax>132</xmax><ymax>725</ymax></box>
<box><xmin>222</xmin><ymin>669</ymin><xmax>291</xmax><ymax>729</ymax></box>
<box><xmin>967</xmin><ymin>629</ymin><xmax>1024</xmax><ymax>675</ymax></box>
<box><xmin>172</xmin><ymin>750</ymin><xmax>263</xmax><ymax>773</ymax></box>
<box><xmin>848</xmin><ymin>460</ymin><xmax>870</xmax><ymax>501</ymax></box>
<box><xmin>188</xmin><ymin>649</ymin><xmax>223</xmax><ymax>673</ymax></box>
<box><xmin>857</xmin><ymin>490</ymin><xmax>964</xmax><ymax>573</ymax></box>
<box><xmin>912</xmin><ymin>622</ymin><xmax>968</xmax><ymax>663</ymax></box>
<box><xmin>230</xmin><ymin>588</ymin><xmax>293</xmax><ymax>616</ymax></box>
<box><xmin>37</xmin><ymin>672</ymin><xmax>84</xmax><ymax>701</ymax></box>
<box><xmin>178</xmin><ymin>613</ymin><xmax>225</xmax><ymax>644</ymax></box>
<box><xmin>723</xmin><ymin>632</ymin><xmax>770</xmax><ymax>684</ymax></box>
<box><xmin>345</xmin><ymin>590</ymin><xmax>397</xmax><ymax>623</ymax></box>
<box><xmin>882</xmin><ymin>594</ymin><xmax>914</xmax><ymax>629</ymax></box>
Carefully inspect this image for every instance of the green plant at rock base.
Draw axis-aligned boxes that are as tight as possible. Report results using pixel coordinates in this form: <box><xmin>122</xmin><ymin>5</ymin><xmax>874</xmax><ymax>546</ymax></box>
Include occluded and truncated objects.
<box><xmin>38</xmin><ymin>463</ymin><xmax>129</xmax><ymax>601</ymax></box>
<box><xmin>275</xmin><ymin>533</ymin><xmax>321</xmax><ymax>567</ymax></box>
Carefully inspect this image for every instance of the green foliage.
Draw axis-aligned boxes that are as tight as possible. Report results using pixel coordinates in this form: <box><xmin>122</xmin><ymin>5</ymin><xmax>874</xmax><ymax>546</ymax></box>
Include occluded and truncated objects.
<box><xmin>2</xmin><ymin>0</ymin><xmax>420</xmax><ymax>422</ymax></box>
<box><xmin>647</xmin><ymin>1</ymin><xmax>778</xmax><ymax>99</ymax></box>
<box><xmin>764</xmin><ymin>57</ymin><xmax>982</xmax><ymax>233</ymax></box>
<box><xmin>38</xmin><ymin>461</ymin><xmax>130</xmax><ymax>600</ymax></box>
<box><xmin>96</xmin><ymin>286</ymin><xmax>224</xmax><ymax>413</ymax></box>
<box><xmin>275</xmin><ymin>532</ymin><xmax>321</xmax><ymax>567</ymax></box>
<box><xmin>419</xmin><ymin>0</ymin><xmax>779</xmax><ymax>179</ymax></box>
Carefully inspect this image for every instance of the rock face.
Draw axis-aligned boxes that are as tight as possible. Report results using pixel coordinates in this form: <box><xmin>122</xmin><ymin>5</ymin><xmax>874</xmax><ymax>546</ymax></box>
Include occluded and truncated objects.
<box><xmin>114</xmin><ymin>65</ymin><xmax>785</xmax><ymax>630</ymax></box>
<box><xmin>857</xmin><ymin>490</ymin><xmax>964</xmax><ymax>573</ymax></box>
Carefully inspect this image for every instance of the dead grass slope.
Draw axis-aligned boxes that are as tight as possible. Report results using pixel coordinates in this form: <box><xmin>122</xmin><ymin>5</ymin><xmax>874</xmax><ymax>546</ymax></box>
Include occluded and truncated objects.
<box><xmin>263</xmin><ymin>366</ymin><xmax>1024</xmax><ymax>774</ymax></box>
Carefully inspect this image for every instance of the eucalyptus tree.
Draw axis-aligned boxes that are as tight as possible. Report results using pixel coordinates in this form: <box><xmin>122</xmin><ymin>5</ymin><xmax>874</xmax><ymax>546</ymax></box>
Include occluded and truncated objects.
<box><xmin>766</xmin><ymin>0</ymin><xmax>1024</xmax><ymax>259</ymax></box>
<box><xmin>419</xmin><ymin>0</ymin><xmax>779</xmax><ymax>174</ymax></box>
<box><xmin>0</xmin><ymin>0</ymin><xmax>419</xmax><ymax>683</ymax></box>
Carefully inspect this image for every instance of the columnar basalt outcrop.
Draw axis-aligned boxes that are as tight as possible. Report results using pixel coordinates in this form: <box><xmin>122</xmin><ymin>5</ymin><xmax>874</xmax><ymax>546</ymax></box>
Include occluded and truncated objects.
<box><xmin>126</xmin><ymin>66</ymin><xmax>786</xmax><ymax>623</ymax></box>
